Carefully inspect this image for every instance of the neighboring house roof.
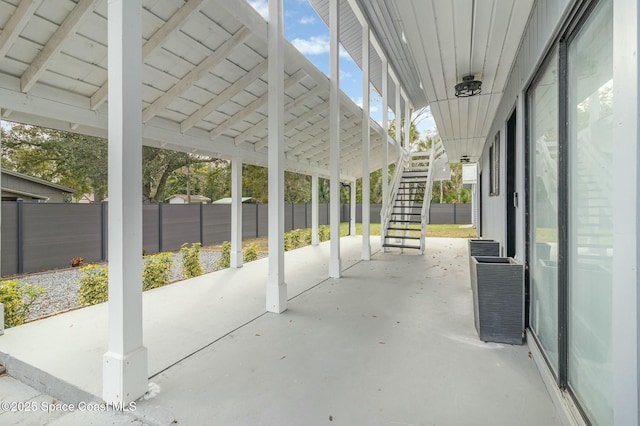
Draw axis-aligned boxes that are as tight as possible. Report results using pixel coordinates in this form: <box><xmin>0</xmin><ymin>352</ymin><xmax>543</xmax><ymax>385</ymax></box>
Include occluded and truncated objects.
<box><xmin>1</xmin><ymin>169</ymin><xmax>76</xmax><ymax>193</ymax></box>
<box><xmin>211</xmin><ymin>197</ymin><xmax>253</xmax><ymax>204</ymax></box>
<box><xmin>1</xmin><ymin>187</ymin><xmax>49</xmax><ymax>200</ymax></box>
<box><xmin>166</xmin><ymin>194</ymin><xmax>212</xmax><ymax>203</ymax></box>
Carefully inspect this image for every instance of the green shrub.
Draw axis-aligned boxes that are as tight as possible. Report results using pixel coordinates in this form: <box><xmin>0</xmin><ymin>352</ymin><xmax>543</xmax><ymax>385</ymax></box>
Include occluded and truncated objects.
<box><xmin>143</xmin><ymin>252</ymin><xmax>174</xmax><ymax>290</ymax></box>
<box><xmin>79</xmin><ymin>254</ymin><xmax>174</xmax><ymax>306</ymax></box>
<box><xmin>0</xmin><ymin>280</ymin><xmax>45</xmax><ymax>328</ymax></box>
<box><xmin>215</xmin><ymin>241</ymin><xmax>231</xmax><ymax>270</ymax></box>
<box><xmin>318</xmin><ymin>225</ymin><xmax>331</xmax><ymax>242</ymax></box>
<box><xmin>180</xmin><ymin>243</ymin><xmax>204</xmax><ymax>278</ymax></box>
<box><xmin>302</xmin><ymin>228</ymin><xmax>313</xmax><ymax>245</ymax></box>
<box><xmin>284</xmin><ymin>232</ymin><xmax>295</xmax><ymax>251</ymax></box>
<box><xmin>243</xmin><ymin>243</ymin><xmax>259</xmax><ymax>263</ymax></box>
<box><xmin>284</xmin><ymin>229</ymin><xmax>309</xmax><ymax>251</ymax></box>
<box><xmin>78</xmin><ymin>264</ymin><xmax>109</xmax><ymax>306</ymax></box>
<box><xmin>292</xmin><ymin>229</ymin><xmax>304</xmax><ymax>249</ymax></box>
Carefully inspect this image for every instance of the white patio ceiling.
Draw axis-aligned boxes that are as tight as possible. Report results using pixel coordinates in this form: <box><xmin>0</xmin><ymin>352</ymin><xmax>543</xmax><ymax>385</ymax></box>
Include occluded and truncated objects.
<box><xmin>0</xmin><ymin>0</ymin><xmax>392</xmax><ymax>181</ymax></box>
<box><xmin>311</xmin><ymin>0</ymin><xmax>535</xmax><ymax>163</ymax></box>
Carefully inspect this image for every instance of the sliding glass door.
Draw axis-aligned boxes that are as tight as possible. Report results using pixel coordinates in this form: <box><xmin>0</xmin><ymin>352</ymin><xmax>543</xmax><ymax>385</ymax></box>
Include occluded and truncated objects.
<box><xmin>529</xmin><ymin>51</ymin><xmax>559</xmax><ymax>373</ymax></box>
<box><xmin>527</xmin><ymin>0</ymin><xmax>613</xmax><ymax>423</ymax></box>
<box><xmin>567</xmin><ymin>0</ymin><xmax>613</xmax><ymax>423</ymax></box>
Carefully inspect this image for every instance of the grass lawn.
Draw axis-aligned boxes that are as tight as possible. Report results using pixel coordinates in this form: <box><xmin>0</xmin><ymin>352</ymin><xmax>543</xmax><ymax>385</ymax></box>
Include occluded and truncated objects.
<box><xmin>207</xmin><ymin>223</ymin><xmax>476</xmax><ymax>252</ymax></box>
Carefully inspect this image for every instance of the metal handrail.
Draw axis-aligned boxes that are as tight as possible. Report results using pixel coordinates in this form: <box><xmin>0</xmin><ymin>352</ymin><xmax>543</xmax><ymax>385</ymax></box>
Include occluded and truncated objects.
<box><xmin>419</xmin><ymin>140</ymin><xmax>443</xmax><ymax>254</ymax></box>
<box><xmin>380</xmin><ymin>147</ymin><xmax>409</xmax><ymax>244</ymax></box>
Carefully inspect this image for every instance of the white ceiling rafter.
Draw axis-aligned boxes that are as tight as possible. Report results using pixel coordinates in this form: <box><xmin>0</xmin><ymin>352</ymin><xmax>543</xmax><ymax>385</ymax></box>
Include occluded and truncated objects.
<box><xmin>90</xmin><ymin>0</ymin><xmax>208</xmax><ymax>110</ymax></box>
<box><xmin>20</xmin><ymin>0</ymin><xmax>97</xmax><ymax>93</ymax></box>
<box><xmin>180</xmin><ymin>60</ymin><xmax>268</xmax><ymax>133</ymax></box>
<box><xmin>286</xmin><ymin>114</ymin><xmax>360</xmax><ymax>158</ymax></box>
<box><xmin>0</xmin><ymin>0</ymin><xmax>390</xmax><ymax>182</ymax></box>
<box><xmin>241</xmin><ymin>98</ymin><xmax>328</xmax><ymax>149</ymax></box>
<box><xmin>316</xmin><ymin>131</ymin><xmax>369</xmax><ymax>164</ymax></box>
<box><xmin>208</xmin><ymin>68</ymin><xmax>308</xmax><ymax>141</ymax></box>
<box><xmin>142</xmin><ymin>26</ymin><xmax>251</xmax><ymax>123</ymax></box>
<box><xmin>0</xmin><ymin>0</ymin><xmax>43</xmax><ymax>61</ymax></box>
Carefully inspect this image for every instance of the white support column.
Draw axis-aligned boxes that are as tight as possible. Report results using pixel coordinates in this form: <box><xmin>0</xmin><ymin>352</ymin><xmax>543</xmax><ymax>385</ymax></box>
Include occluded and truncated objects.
<box><xmin>311</xmin><ymin>173</ymin><xmax>319</xmax><ymax>245</ymax></box>
<box><xmin>266</xmin><ymin>0</ymin><xmax>287</xmax><ymax>313</ymax></box>
<box><xmin>103</xmin><ymin>0</ymin><xmax>148</xmax><ymax>405</ymax></box>
<box><xmin>404</xmin><ymin>99</ymin><xmax>412</xmax><ymax>150</ymax></box>
<box><xmin>230</xmin><ymin>158</ymin><xmax>243</xmax><ymax>268</ymax></box>
<box><xmin>361</xmin><ymin>24</ymin><xmax>371</xmax><ymax>260</ymax></box>
<box><xmin>612</xmin><ymin>1</ymin><xmax>639</xmax><ymax>424</ymax></box>
<box><xmin>328</xmin><ymin>0</ymin><xmax>341</xmax><ymax>278</ymax></box>
<box><xmin>350</xmin><ymin>180</ymin><xmax>356</xmax><ymax>236</ymax></box>
<box><xmin>395</xmin><ymin>80</ymin><xmax>401</xmax><ymax>159</ymax></box>
<box><xmin>0</xmin><ymin>118</ymin><xmax>2</xmax><ymax>279</ymax></box>
<box><xmin>381</xmin><ymin>59</ymin><xmax>389</xmax><ymax>243</ymax></box>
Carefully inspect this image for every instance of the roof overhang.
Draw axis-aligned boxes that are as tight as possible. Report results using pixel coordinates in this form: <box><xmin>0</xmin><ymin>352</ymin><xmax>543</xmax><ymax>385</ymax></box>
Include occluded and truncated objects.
<box><xmin>0</xmin><ymin>0</ymin><xmax>402</xmax><ymax>182</ymax></box>
<box><xmin>311</xmin><ymin>0</ymin><xmax>535</xmax><ymax>163</ymax></box>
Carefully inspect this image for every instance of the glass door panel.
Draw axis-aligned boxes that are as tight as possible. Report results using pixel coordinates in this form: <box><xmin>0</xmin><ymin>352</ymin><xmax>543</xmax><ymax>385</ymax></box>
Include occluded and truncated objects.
<box><xmin>567</xmin><ymin>0</ymin><xmax>613</xmax><ymax>424</ymax></box>
<box><xmin>529</xmin><ymin>51</ymin><xmax>560</xmax><ymax>372</ymax></box>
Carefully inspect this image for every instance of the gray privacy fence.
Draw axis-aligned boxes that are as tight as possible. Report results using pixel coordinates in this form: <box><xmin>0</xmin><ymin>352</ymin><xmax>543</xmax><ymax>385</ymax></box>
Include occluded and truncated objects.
<box><xmin>1</xmin><ymin>201</ymin><xmax>469</xmax><ymax>276</ymax></box>
<box><xmin>429</xmin><ymin>203</ymin><xmax>472</xmax><ymax>225</ymax></box>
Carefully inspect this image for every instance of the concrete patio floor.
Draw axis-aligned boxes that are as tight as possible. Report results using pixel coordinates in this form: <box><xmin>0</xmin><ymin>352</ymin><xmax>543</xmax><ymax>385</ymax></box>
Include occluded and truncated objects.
<box><xmin>0</xmin><ymin>237</ymin><xmax>561</xmax><ymax>425</ymax></box>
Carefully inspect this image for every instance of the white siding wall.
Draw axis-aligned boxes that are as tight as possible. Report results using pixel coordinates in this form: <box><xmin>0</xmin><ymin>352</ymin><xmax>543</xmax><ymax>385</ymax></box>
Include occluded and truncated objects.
<box><xmin>478</xmin><ymin>0</ymin><xmax>572</xmax><ymax>260</ymax></box>
<box><xmin>479</xmin><ymin>0</ymin><xmax>640</xmax><ymax>423</ymax></box>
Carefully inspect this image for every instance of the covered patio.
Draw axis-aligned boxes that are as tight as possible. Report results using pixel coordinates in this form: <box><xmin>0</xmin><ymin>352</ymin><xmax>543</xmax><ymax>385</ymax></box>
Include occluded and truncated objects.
<box><xmin>1</xmin><ymin>0</ymin><xmax>609</xmax><ymax>423</ymax></box>
<box><xmin>0</xmin><ymin>237</ymin><xmax>560</xmax><ymax>425</ymax></box>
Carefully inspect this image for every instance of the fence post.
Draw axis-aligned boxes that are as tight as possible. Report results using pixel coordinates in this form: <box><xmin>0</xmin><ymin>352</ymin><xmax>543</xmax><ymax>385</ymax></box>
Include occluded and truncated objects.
<box><xmin>255</xmin><ymin>203</ymin><xmax>259</xmax><ymax>238</ymax></box>
<box><xmin>291</xmin><ymin>203</ymin><xmax>295</xmax><ymax>230</ymax></box>
<box><xmin>101</xmin><ymin>201</ymin><xmax>108</xmax><ymax>261</ymax></box>
<box><xmin>158</xmin><ymin>202</ymin><xmax>163</xmax><ymax>253</ymax></box>
<box><xmin>305</xmin><ymin>203</ymin><xmax>308</xmax><ymax>229</ymax></box>
<box><xmin>17</xmin><ymin>200</ymin><xmax>23</xmax><ymax>274</ymax></box>
<box><xmin>453</xmin><ymin>203</ymin><xmax>457</xmax><ymax>224</ymax></box>
<box><xmin>326</xmin><ymin>203</ymin><xmax>329</xmax><ymax>225</ymax></box>
<box><xmin>200</xmin><ymin>203</ymin><xmax>204</xmax><ymax>245</ymax></box>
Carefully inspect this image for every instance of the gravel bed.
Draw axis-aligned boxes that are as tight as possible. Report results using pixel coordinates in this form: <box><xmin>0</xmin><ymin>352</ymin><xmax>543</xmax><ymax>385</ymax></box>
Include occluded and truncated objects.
<box><xmin>13</xmin><ymin>251</ymin><xmax>256</xmax><ymax>321</ymax></box>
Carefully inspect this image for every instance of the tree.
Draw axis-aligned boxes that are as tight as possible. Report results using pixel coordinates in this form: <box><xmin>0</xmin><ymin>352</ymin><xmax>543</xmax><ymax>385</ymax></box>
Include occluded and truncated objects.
<box><xmin>142</xmin><ymin>147</ymin><xmax>219</xmax><ymax>203</ymax></box>
<box><xmin>1</xmin><ymin>123</ymin><xmax>108</xmax><ymax>201</ymax></box>
<box><xmin>2</xmin><ymin>122</ymin><xmax>220</xmax><ymax>203</ymax></box>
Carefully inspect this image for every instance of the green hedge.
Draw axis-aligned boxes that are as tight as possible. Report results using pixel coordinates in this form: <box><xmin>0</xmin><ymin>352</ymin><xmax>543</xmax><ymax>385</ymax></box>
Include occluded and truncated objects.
<box><xmin>180</xmin><ymin>243</ymin><xmax>204</xmax><ymax>278</ymax></box>
<box><xmin>143</xmin><ymin>252</ymin><xmax>174</xmax><ymax>290</ymax></box>
<box><xmin>0</xmin><ymin>280</ymin><xmax>45</xmax><ymax>328</ymax></box>
<box><xmin>79</xmin><ymin>253</ymin><xmax>174</xmax><ymax>306</ymax></box>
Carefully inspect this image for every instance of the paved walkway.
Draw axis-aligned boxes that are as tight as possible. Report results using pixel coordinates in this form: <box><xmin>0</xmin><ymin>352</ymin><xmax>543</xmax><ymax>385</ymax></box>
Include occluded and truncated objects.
<box><xmin>0</xmin><ymin>237</ymin><xmax>561</xmax><ymax>425</ymax></box>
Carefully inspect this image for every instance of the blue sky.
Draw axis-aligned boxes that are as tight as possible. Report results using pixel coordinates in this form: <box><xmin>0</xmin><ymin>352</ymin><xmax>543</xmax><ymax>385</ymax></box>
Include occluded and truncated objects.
<box><xmin>248</xmin><ymin>0</ymin><xmax>437</xmax><ymax>139</ymax></box>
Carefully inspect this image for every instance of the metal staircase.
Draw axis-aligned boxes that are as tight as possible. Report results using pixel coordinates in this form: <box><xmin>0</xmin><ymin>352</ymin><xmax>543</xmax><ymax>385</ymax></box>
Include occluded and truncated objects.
<box><xmin>380</xmin><ymin>141</ymin><xmax>444</xmax><ymax>254</ymax></box>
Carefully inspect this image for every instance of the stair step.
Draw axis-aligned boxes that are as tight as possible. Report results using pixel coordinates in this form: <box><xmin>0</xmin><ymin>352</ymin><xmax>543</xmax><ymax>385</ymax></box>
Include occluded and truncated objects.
<box><xmin>382</xmin><ymin>243</ymin><xmax>421</xmax><ymax>249</ymax></box>
<box><xmin>391</xmin><ymin>212</ymin><xmax>421</xmax><ymax>216</ymax></box>
<box><xmin>389</xmin><ymin>219</ymin><xmax>422</xmax><ymax>223</ymax></box>
<box><xmin>385</xmin><ymin>235</ymin><xmax>421</xmax><ymax>240</ymax></box>
<box><xmin>387</xmin><ymin>227</ymin><xmax>420</xmax><ymax>231</ymax></box>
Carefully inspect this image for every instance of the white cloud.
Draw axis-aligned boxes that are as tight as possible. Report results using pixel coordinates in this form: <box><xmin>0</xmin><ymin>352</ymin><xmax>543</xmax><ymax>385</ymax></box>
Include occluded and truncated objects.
<box><xmin>299</xmin><ymin>16</ymin><xmax>316</xmax><ymax>25</ymax></box>
<box><xmin>354</xmin><ymin>97</ymin><xmax>379</xmax><ymax>113</ymax></box>
<box><xmin>339</xmin><ymin>45</ymin><xmax>353</xmax><ymax>60</ymax></box>
<box><xmin>291</xmin><ymin>35</ymin><xmax>329</xmax><ymax>55</ymax></box>
<box><xmin>340</xmin><ymin>70</ymin><xmax>352</xmax><ymax>80</ymax></box>
<box><xmin>291</xmin><ymin>34</ymin><xmax>354</xmax><ymax>60</ymax></box>
<box><xmin>248</xmin><ymin>0</ymin><xmax>269</xmax><ymax>20</ymax></box>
